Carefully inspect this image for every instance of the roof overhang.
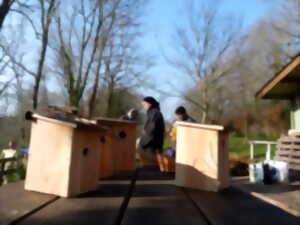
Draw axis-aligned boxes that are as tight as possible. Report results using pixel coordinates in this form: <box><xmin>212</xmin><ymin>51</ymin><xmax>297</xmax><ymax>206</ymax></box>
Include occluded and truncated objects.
<box><xmin>256</xmin><ymin>55</ymin><xmax>300</xmax><ymax>100</ymax></box>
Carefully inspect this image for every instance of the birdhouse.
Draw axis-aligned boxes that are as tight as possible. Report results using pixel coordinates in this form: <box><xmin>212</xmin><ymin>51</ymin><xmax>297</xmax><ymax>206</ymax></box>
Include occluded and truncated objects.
<box><xmin>175</xmin><ymin>122</ymin><xmax>229</xmax><ymax>192</ymax></box>
<box><xmin>95</xmin><ymin>118</ymin><xmax>139</xmax><ymax>179</ymax></box>
<box><xmin>25</xmin><ymin>111</ymin><xmax>108</xmax><ymax>197</ymax></box>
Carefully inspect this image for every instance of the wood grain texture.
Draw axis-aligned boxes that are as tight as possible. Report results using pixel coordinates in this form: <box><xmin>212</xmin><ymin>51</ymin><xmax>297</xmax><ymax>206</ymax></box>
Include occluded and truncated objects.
<box><xmin>25</xmin><ymin>119</ymin><xmax>106</xmax><ymax>197</ymax></box>
<box><xmin>256</xmin><ymin>55</ymin><xmax>300</xmax><ymax>99</ymax></box>
<box><xmin>186</xmin><ymin>187</ymin><xmax>300</xmax><ymax>225</ymax></box>
<box><xmin>96</xmin><ymin>119</ymin><xmax>138</xmax><ymax>178</ymax></box>
<box><xmin>17</xmin><ymin>182</ymin><xmax>131</xmax><ymax>225</ymax></box>
<box><xmin>234</xmin><ymin>180</ymin><xmax>300</xmax><ymax>218</ymax></box>
<box><xmin>122</xmin><ymin>181</ymin><xmax>209</xmax><ymax>225</ymax></box>
<box><xmin>0</xmin><ymin>182</ymin><xmax>57</xmax><ymax>225</ymax></box>
<box><xmin>25</xmin><ymin>119</ymin><xmax>74</xmax><ymax>197</ymax></box>
<box><xmin>175</xmin><ymin>123</ymin><xmax>229</xmax><ymax>191</ymax></box>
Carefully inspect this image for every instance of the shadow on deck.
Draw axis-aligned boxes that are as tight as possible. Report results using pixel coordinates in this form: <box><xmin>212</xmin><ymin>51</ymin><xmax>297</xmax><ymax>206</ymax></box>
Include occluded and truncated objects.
<box><xmin>1</xmin><ymin>166</ymin><xmax>299</xmax><ymax>225</ymax></box>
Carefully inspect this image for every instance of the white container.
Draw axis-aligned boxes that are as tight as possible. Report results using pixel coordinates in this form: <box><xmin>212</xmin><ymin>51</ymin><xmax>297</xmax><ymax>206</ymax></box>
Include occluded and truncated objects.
<box><xmin>265</xmin><ymin>160</ymin><xmax>289</xmax><ymax>183</ymax></box>
<box><xmin>249</xmin><ymin>163</ymin><xmax>264</xmax><ymax>183</ymax></box>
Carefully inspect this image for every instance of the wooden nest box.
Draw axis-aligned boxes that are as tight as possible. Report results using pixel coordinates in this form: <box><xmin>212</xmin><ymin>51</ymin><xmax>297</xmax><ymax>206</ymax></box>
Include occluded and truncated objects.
<box><xmin>24</xmin><ymin>108</ymin><xmax>139</xmax><ymax>197</ymax></box>
<box><xmin>175</xmin><ymin>122</ymin><xmax>230</xmax><ymax>192</ymax></box>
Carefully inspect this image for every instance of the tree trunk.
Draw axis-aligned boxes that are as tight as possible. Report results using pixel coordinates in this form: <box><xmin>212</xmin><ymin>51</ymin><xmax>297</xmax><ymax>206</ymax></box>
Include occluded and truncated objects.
<box><xmin>88</xmin><ymin>74</ymin><xmax>100</xmax><ymax>118</ymax></box>
<box><xmin>0</xmin><ymin>0</ymin><xmax>13</xmax><ymax>31</ymax></box>
<box><xmin>201</xmin><ymin>110</ymin><xmax>207</xmax><ymax>124</ymax></box>
<box><xmin>32</xmin><ymin>33</ymin><xmax>49</xmax><ymax>109</ymax></box>
<box><xmin>106</xmin><ymin>84</ymin><xmax>114</xmax><ymax>117</ymax></box>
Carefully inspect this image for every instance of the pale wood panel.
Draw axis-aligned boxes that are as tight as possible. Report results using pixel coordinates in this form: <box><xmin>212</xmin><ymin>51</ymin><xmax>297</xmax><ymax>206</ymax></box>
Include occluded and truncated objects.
<box><xmin>68</xmin><ymin>128</ymin><xmax>104</xmax><ymax>197</ymax></box>
<box><xmin>175</xmin><ymin>124</ymin><xmax>229</xmax><ymax>191</ymax></box>
<box><xmin>25</xmin><ymin>119</ymin><xmax>74</xmax><ymax>197</ymax></box>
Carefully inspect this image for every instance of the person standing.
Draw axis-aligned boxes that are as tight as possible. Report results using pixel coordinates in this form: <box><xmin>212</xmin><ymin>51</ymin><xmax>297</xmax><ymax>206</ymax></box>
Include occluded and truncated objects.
<box><xmin>120</xmin><ymin>108</ymin><xmax>139</xmax><ymax>121</ymax></box>
<box><xmin>169</xmin><ymin>106</ymin><xmax>196</xmax><ymax>150</ymax></box>
<box><xmin>138</xmin><ymin>96</ymin><xmax>165</xmax><ymax>168</ymax></box>
<box><xmin>174</xmin><ymin>106</ymin><xmax>196</xmax><ymax>122</ymax></box>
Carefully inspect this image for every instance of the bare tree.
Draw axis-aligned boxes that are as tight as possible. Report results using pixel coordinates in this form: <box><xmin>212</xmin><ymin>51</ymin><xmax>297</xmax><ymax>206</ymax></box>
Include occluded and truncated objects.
<box><xmin>88</xmin><ymin>0</ymin><xmax>149</xmax><ymax>117</ymax></box>
<box><xmin>166</xmin><ymin>0</ymin><xmax>242</xmax><ymax>123</ymax></box>
<box><xmin>54</xmin><ymin>0</ymin><xmax>115</xmax><ymax>108</ymax></box>
<box><xmin>0</xmin><ymin>0</ymin><xmax>15</xmax><ymax>30</ymax></box>
<box><xmin>53</xmin><ymin>0</ymin><xmax>149</xmax><ymax>117</ymax></box>
<box><xmin>32</xmin><ymin>0</ymin><xmax>58</xmax><ymax>109</ymax></box>
<box><xmin>0</xmin><ymin>52</ymin><xmax>11</xmax><ymax>98</ymax></box>
<box><xmin>0</xmin><ymin>0</ymin><xmax>58</xmax><ymax>109</ymax></box>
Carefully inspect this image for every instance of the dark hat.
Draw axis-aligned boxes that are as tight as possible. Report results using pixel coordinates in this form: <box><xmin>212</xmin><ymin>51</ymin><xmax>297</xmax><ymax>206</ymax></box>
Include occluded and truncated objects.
<box><xmin>175</xmin><ymin>106</ymin><xmax>186</xmax><ymax>115</ymax></box>
<box><xmin>143</xmin><ymin>96</ymin><xmax>159</xmax><ymax>108</ymax></box>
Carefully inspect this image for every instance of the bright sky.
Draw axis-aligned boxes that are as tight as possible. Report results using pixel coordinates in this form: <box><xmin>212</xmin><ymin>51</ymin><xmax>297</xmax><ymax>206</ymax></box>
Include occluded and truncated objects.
<box><xmin>1</xmin><ymin>0</ymin><xmax>275</xmax><ymax>118</ymax></box>
<box><xmin>139</xmin><ymin>0</ymin><xmax>272</xmax><ymax>120</ymax></box>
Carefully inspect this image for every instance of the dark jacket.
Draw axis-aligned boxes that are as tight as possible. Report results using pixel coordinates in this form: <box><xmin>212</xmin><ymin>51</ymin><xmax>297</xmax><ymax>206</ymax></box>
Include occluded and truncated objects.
<box><xmin>139</xmin><ymin>106</ymin><xmax>165</xmax><ymax>152</ymax></box>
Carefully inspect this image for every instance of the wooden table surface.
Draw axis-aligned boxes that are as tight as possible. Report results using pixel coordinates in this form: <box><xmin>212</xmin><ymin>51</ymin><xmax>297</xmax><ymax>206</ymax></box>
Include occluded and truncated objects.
<box><xmin>1</xmin><ymin>168</ymin><xmax>299</xmax><ymax>225</ymax></box>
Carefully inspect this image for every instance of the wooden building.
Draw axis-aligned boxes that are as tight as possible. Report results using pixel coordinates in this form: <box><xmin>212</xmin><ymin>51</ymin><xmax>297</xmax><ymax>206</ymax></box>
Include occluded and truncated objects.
<box><xmin>256</xmin><ymin>55</ymin><xmax>300</xmax><ymax>130</ymax></box>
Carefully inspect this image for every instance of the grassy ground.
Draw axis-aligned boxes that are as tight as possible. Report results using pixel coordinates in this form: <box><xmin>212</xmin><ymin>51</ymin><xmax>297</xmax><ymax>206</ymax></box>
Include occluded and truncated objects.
<box><xmin>229</xmin><ymin>136</ymin><xmax>278</xmax><ymax>161</ymax></box>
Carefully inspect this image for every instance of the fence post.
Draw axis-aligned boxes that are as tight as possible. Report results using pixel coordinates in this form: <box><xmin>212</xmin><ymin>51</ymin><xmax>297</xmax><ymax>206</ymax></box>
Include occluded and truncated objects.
<box><xmin>250</xmin><ymin>143</ymin><xmax>254</xmax><ymax>159</ymax></box>
<box><xmin>0</xmin><ymin>159</ymin><xmax>5</xmax><ymax>186</ymax></box>
<box><xmin>266</xmin><ymin>144</ymin><xmax>271</xmax><ymax>161</ymax></box>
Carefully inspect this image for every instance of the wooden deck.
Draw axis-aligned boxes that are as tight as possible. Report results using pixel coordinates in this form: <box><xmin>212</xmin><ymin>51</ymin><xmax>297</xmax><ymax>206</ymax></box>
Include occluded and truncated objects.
<box><xmin>1</xmin><ymin>167</ymin><xmax>299</xmax><ymax>225</ymax></box>
<box><xmin>233</xmin><ymin>177</ymin><xmax>300</xmax><ymax>217</ymax></box>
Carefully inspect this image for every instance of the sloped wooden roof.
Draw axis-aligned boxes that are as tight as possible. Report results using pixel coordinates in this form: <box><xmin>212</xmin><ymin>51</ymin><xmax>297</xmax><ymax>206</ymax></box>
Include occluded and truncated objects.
<box><xmin>256</xmin><ymin>55</ymin><xmax>300</xmax><ymax>99</ymax></box>
<box><xmin>25</xmin><ymin>107</ymin><xmax>108</xmax><ymax>130</ymax></box>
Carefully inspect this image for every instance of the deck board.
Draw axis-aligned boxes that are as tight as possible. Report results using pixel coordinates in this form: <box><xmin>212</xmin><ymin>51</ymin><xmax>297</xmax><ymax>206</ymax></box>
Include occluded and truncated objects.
<box><xmin>0</xmin><ymin>181</ymin><xmax>58</xmax><ymax>225</ymax></box>
<box><xmin>14</xmin><ymin>181</ymin><xmax>130</xmax><ymax>225</ymax></box>
<box><xmin>16</xmin><ymin>181</ymin><xmax>131</xmax><ymax>225</ymax></box>
<box><xmin>234</xmin><ymin>179</ymin><xmax>300</xmax><ymax>217</ymax></box>
<box><xmin>122</xmin><ymin>167</ymin><xmax>208</xmax><ymax>225</ymax></box>
<box><xmin>186</xmin><ymin>187</ymin><xmax>300</xmax><ymax>225</ymax></box>
<box><xmin>2</xmin><ymin>169</ymin><xmax>300</xmax><ymax>225</ymax></box>
<box><xmin>122</xmin><ymin>181</ymin><xmax>210</xmax><ymax>225</ymax></box>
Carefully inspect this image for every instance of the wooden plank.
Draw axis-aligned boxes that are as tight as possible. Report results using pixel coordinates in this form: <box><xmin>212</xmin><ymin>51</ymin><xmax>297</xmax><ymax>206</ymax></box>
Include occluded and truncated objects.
<box><xmin>279</xmin><ymin>137</ymin><xmax>300</xmax><ymax>142</ymax></box>
<box><xmin>25</xmin><ymin>118</ymin><xmax>107</xmax><ymax>197</ymax></box>
<box><xmin>32</xmin><ymin>114</ymin><xmax>77</xmax><ymax>128</ymax></box>
<box><xmin>251</xmin><ymin>192</ymin><xmax>300</xmax><ymax>217</ymax></box>
<box><xmin>289</xmin><ymin>164</ymin><xmax>300</xmax><ymax>170</ymax></box>
<box><xmin>277</xmin><ymin>150</ymin><xmax>300</xmax><ymax>157</ymax></box>
<box><xmin>17</xmin><ymin>181</ymin><xmax>131</xmax><ymax>225</ymax></box>
<box><xmin>122</xmin><ymin>181</ymin><xmax>209</xmax><ymax>225</ymax></box>
<box><xmin>137</xmin><ymin>166</ymin><xmax>175</xmax><ymax>181</ymax></box>
<box><xmin>25</xmin><ymin>119</ymin><xmax>75</xmax><ymax>197</ymax></box>
<box><xmin>175</xmin><ymin>124</ymin><xmax>229</xmax><ymax>191</ymax></box>
<box><xmin>95</xmin><ymin>117</ymin><xmax>139</xmax><ymax>126</ymax></box>
<box><xmin>234</xmin><ymin>180</ymin><xmax>300</xmax><ymax>218</ymax></box>
<box><xmin>278</xmin><ymin>144</ymin><xmax>300</xmax><ymax>150</ymax></box>
<box><xmin>186</xmin><ymin>187</ymin><xmax>300</xmax><ymax>225</ymax></box>
<box><xmin>96</xmin><ymin>119</ymin><xmax>137</xmax><ymax>178</ymax></box>
<box><xmin>256</xmin><ymin>55</ymin><xmax>300</xmax><ymax>99</ymax></box>
<box><xmin>249</xmin><ymin>141</ymin><xmax>277</xmax><ymax>145</ymax></box>
<box><xmin>276</xmin><ymin>157</ymin><xmax>300</xmax><ymax>164</ymax></box>
<box><xmin>0</xmin><ymin>181</ymin><xmax>58</xmax><ymax>225</ymax></box>
<box><xmin>176</xmin><ymin>121</ymin><xmax>224</xmax><ymax>131</ymax></box>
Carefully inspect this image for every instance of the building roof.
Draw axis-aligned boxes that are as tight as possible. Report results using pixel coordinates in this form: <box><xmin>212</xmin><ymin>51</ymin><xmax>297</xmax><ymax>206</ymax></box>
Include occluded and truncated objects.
<box><xmin>256</xmin><ymin>55</ymin><xmax>300</xmax><ymax>99</ymax></box>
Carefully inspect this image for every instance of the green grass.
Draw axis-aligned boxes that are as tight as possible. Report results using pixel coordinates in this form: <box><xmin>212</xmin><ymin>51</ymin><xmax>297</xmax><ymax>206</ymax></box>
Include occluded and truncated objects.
<box><xmin>229</xmin><ymin>136</ymin><xmax>278</xmax><ymax>161</ymax></box>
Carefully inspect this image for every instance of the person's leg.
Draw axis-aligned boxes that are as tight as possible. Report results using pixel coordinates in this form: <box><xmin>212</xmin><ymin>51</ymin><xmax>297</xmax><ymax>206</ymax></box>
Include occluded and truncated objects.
<box><xmin>156</xmin><ymin>151</ymin><xmax>165</xmax><ymax>172</ymax></box>
<box><xmin>138</xmin><ymin>148</ymin><xmax>159</xmax><ymax>166</ymax></box>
